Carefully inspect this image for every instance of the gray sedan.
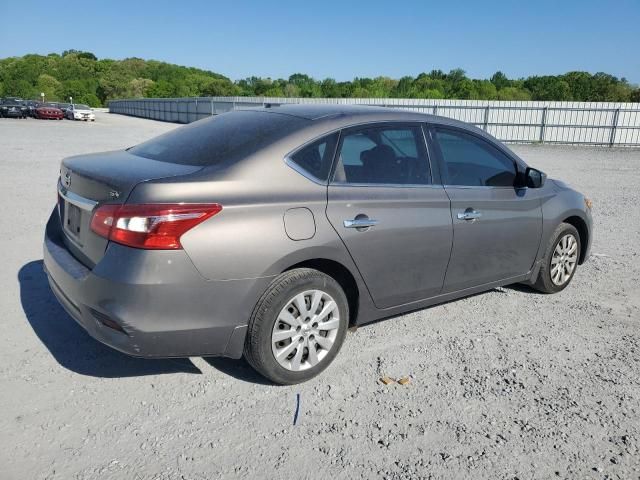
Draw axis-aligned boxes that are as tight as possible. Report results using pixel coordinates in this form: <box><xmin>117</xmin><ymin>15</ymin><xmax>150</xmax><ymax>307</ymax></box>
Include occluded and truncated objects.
<box><xmin>44</xmin><ymin>105</ymin><xmax>593</xmax><ymax>384</ymax></box>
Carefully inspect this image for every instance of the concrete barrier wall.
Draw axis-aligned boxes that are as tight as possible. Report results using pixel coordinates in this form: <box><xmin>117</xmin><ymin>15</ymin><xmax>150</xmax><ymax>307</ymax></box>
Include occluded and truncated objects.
<box><xmin>108</xmin><ymin>96</ymin><xmax>640</xmax><ymax>146</ymax></box>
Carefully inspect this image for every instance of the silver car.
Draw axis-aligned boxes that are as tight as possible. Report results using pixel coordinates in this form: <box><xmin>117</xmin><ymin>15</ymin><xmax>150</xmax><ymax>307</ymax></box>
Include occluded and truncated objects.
<box><xmin>44</xmin><ymin>105</ymin><xmax>593</xmax><ymax>384</ymax></box>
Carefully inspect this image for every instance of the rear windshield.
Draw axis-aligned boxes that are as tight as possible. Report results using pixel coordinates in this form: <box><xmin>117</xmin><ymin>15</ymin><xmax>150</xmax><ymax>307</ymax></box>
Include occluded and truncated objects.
<box><xmin>129</xmin><ymin>111</ymin><xmax>309</xmax><ymax>166</ymax></box>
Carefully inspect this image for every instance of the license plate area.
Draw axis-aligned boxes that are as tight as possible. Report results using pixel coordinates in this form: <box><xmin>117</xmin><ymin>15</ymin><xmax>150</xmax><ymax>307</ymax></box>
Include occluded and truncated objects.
<box><xmin>64</xmin><ymin>202</ymin><xmax>82</xmax><ymax>238</ymax></box>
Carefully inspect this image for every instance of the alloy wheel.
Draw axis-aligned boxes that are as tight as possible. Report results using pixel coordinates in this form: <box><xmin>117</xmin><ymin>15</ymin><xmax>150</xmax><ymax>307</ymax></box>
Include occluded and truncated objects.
<box><xmin>550</xmin><ymin>233</ymin><xmax>578</xmax><ymax>286</ymax></box>
<box><xmin>271</xmin><ymin>289</ymin><xmax>340</xmax><ymax>371</ymax></box>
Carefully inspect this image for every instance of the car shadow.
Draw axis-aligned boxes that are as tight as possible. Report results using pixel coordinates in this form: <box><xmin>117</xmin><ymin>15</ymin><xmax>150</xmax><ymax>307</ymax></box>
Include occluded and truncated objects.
<box><xmin>203</xmin><ymin>357</ymin><xmax>273</xmax><ymax>386</ymax></box>
<box><xmin>18</xmin><ymin>260</ymin><xmax>201</xmax><ymax>378</ymax></box>
<box><xmin>503</xmin><ymin>283</ymin><xmax>546</xmax><ymax>295</ymax></box>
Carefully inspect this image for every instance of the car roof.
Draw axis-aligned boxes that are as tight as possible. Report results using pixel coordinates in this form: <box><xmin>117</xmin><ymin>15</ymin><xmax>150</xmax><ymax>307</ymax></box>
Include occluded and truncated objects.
<box><xmin>253</xmin><ymin>103</ymin><xmax>412</xmax><ymax>120</ymax></box>
<box><xmin>244</xmin><ymin>103</ymin><xmax>477</xmax><ymax>130</ymax></box>
<box><xmin>248</xmin><ymin>103</ymin><xmax>435</xmax><ymax>121</ymax></box>
<box><xmin>247</xmin><ymin>103</ymin><xmax>497</xmax><ymax>142</ymax></box>
<box><xmin>233</xmin><ymin>104</ymin><xmax>526</xmax><ymax>168</ymax></box>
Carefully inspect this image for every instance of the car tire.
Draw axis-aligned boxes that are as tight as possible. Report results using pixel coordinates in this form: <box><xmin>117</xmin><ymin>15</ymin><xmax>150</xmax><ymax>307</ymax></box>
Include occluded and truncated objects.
<box><xmin>244</xmin><ymin>268</ymin><xmax>349</xmax><ymax>385</ymax></box>
<box><xmin>532</xmin><ymin>222</ymin><xmax>581</xmax><ymax>294</ymax></box>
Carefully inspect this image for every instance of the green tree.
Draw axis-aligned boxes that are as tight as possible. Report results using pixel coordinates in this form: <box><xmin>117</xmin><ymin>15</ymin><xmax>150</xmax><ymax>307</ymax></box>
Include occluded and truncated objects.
<box><xmin>320</xmin><ymin>78</ymin><xmax>341</xmax><ymax>97</ymax></box>
<box><xmin>0</xmin><ymin>52</ymin><xmax>636</xmax><ymax>105</ymax></box>
<box><xmin>524</xmin><ymin>76</ymin><xmax>572</xmax><ymax>100</ymax></box>
<box><xmin>473</xmin><ymin>80</ymin><xmax>498</xmax><ymax>100</ymax></box>
<box><xmin>127</xmin><ymin>78</ymin><xmax>154</xmax><ymax>98</ymax></box>
<box><xmin>496</xmin><ymin>87</ymin><xmax>532</xmax><ymax>101</ymax></box>
<box><xmin>36</xmin><ymin>74</ymin><xmax>61</xmax><ymax>100</ymax></box>
<box><xmin>490</xmin><ymin>71</ymin><xmax>510</xmax><ymax>90</ymax></box>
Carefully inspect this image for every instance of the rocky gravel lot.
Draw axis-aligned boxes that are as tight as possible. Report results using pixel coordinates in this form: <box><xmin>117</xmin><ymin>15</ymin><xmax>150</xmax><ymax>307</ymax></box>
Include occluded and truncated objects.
<box><xmin>1</xmin><ymin>112</ymin><xmax>639</xmax><ymax>480</ymax></box>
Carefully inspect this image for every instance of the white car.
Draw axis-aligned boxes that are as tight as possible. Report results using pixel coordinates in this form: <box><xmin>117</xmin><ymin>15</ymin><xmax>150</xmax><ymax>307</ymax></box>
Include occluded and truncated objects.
<box><xmin>66</xmin><ymin>104</ymin><xmax>95</xmax><ymax>121</ymax></box>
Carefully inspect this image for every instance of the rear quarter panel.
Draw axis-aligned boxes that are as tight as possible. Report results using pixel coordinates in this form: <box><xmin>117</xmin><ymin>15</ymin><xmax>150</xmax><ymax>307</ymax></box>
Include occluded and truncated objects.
<box><xmin>129</xmin><ymin>148</ymin><xmax>364</xmax><ymax>283</ymax></box>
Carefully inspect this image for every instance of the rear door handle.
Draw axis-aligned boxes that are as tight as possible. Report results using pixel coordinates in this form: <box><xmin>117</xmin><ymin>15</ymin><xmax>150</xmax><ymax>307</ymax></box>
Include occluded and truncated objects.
<box><xmin>344</xmin><ymin>218</ymin><xmax>379</xmax><ymax>229</ymax></box>
<box><xmin>457</xmin><ymin>209</ymin><xmax>482</xmax><ymax>221</ymax></box>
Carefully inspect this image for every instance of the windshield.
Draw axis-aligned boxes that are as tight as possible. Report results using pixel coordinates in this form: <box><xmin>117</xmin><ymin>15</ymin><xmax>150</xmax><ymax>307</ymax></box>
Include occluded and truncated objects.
<box><xmin>74</xmin><ymin>104</ymin><xmax>91</xmax><ymax>110</ymax></box>
<box><xmin>129</xmin><ymin>110</ymin><xmax>310</xmax><ymax>166</ymax></box>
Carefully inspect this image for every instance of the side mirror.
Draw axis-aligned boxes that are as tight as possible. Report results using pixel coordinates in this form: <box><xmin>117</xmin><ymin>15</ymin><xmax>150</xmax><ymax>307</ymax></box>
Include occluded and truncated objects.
<box><xmin>526</xmin><ymin>167</ymin><xmax>546</xmax><ymax>188</ymax></box>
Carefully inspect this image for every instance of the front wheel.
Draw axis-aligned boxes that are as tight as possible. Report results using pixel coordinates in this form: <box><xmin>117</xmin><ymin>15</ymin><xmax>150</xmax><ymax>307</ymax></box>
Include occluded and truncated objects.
<box><xmin>244</xmin><ymin>268</ymin><xmax>349</xmax><ymax>385</ymax></box>
<box><xmin>532</xmin><ymin>223</ymin><xmax>581</xmax><ymax>293</ymax></box>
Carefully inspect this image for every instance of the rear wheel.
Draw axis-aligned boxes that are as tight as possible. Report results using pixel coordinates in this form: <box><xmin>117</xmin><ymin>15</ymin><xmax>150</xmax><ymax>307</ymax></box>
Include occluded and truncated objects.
<box><xmin>533</xmin><ymin>223</ymin><xmax>581</xmax><ymax>293</ymax></box>
<box><xmin>244</xmin><ymin>268</ymin><xmax>349</xmax><ymax>385</ymax></box>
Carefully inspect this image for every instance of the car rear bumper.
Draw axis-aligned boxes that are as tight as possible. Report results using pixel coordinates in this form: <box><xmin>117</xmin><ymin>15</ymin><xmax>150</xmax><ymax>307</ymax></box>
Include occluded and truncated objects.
<box><xmin>43</xmin><ymin>208</ymin><xmax>273</xmax><ymax>358</ymax></box>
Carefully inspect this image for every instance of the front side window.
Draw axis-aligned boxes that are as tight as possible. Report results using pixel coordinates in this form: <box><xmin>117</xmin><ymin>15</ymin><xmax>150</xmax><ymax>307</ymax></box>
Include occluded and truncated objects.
<box><xmin>333</xmin><ymin>125</ymin><xmax>431</xmax><ymax>185</ymax></box>
<box><xmin>434</xmin><ymin>128</ymin><xmax>516</xmax><ymax>187</ymax></box>
<box><xmin>288</xmin><ymin>133</ymin><xmax>339</xmax><ymax>182</ymax></box>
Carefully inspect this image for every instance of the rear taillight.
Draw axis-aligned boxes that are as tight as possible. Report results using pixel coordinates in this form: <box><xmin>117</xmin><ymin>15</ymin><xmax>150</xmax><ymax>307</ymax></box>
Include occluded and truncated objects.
<box><xmin>90</xmin><ymin>203</ymin><xmax>222</xmax><ymax>250</ymax></box>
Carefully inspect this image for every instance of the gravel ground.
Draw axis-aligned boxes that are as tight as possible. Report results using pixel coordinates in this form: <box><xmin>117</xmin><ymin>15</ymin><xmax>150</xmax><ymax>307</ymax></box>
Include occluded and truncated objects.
<box><xmin>1</xmin><ymin>112</ymin><xmax>639</xmax><ymax>480</ymax></box>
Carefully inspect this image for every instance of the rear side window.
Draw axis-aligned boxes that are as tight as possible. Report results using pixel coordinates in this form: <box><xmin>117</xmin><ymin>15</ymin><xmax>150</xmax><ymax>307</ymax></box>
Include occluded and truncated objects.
<box><xmin>340</xmin><ymin>134</ymin><xmax>376</xmax><ymax>166</ymax></box>
<box><xmin>434</xmin><ymin>128</ymin><xmax>516</xmax><ymax>187</ymax></box>
<box><xmin>129</xmin><ymin>111</ymin><xmax>309</xmax><ymax>166</ymax></box>
<box><xmin>332</xmin><ymin>125</ymin><xmax>431</xmax><ymax>185</ymax></box>
<box><xmin>288</xmin><ymin>133</ymin><xmax>339</xmax><ymax>182</ymax></box>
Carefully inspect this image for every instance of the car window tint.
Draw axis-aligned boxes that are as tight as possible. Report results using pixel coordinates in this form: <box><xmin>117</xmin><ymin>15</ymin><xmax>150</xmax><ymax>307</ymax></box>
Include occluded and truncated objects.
<box><xmin>288</xmin><ymin>133</ymin><xmax>338</xmax><ymax>181</ymax></box>
<box><xmin>434</xmin><ymin>129</ymin><xmax>516</xmax><ymax>187</ymax></box>
<box><xmin>333</xmin><ymin>126</ymin><xmax>431</xmax><ymax>185</ymax></box>
<box><xmin>380</xmin><ymin>129</ymin><xmax>418</xmax><ymax>158</ymax></box>
<box><xmin>341</xmin><ymin>134</ymin><xmax>376</xmax><ymax>166</ymax></box>
<box><xmin>129</xmin><ymin>111</ymin><xmax>310</xmax><ymax>166</ymax></box>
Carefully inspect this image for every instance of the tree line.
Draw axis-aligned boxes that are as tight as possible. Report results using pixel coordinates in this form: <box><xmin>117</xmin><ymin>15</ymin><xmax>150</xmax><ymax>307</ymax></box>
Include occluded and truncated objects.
<box><xmin>1</xmin><ymin>50</ymin><xmax>638</xmax><ymax>107</ymax></box>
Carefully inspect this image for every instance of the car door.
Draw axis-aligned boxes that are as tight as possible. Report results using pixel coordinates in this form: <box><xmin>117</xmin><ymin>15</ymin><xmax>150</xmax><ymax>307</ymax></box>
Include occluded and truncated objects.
<box><xmin>428</xmin><ymin>125</ymin><xmax>543</xmax><ymax>293</ymax></box>
<box><xmin>325</xmin><ymin>123</ymin><xmax>453</xmax><ymax>309</ymax></box>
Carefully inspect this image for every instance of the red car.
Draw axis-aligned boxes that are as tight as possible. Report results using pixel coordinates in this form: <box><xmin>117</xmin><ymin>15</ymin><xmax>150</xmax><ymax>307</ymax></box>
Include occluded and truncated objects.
<box><xmin>35</xmin><ymin>105</ymin><xmax>64</xmax><ymax>120</ymax></box>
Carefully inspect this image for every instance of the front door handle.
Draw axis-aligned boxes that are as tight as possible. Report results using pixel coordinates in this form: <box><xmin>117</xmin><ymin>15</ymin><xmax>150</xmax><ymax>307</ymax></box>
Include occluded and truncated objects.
<box><xmin>457</xmin><ymin>209</ymin><xmax>482</xmax><ymax>221</ymax></box>
<box><xmin>344</xmin><ymin>218</ymin><xmax>379</xmax><ymax>229</ymax></box>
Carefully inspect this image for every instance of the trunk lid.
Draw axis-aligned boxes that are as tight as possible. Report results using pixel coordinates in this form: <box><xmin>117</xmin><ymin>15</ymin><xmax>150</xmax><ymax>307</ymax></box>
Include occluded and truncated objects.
<box><xmin>58</xmin><ymin>150</ymin><xmax>203</xmax><ymax>267</ymax></box>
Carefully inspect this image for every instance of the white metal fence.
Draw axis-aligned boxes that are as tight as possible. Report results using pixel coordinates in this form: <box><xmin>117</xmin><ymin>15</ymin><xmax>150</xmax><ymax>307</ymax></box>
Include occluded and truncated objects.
<box><xmin>108</xmin><ymin>97</ymin><xmax>640</xmax><ymax>146</ymax></box>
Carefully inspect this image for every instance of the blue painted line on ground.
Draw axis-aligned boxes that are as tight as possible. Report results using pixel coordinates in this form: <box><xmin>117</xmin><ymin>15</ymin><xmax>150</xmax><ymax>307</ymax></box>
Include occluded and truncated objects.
<box><xmin>293</xmin><ymin>393</ymin><xmax>300</xmax><ymax>425</ymax></box>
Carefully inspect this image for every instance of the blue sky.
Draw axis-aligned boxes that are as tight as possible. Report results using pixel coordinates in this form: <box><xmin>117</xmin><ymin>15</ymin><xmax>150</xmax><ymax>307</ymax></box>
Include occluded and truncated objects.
<box><xmin>1</xmin><ymin>0</ymin><xmax>639</xmax><ymax>83</ymax></box>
